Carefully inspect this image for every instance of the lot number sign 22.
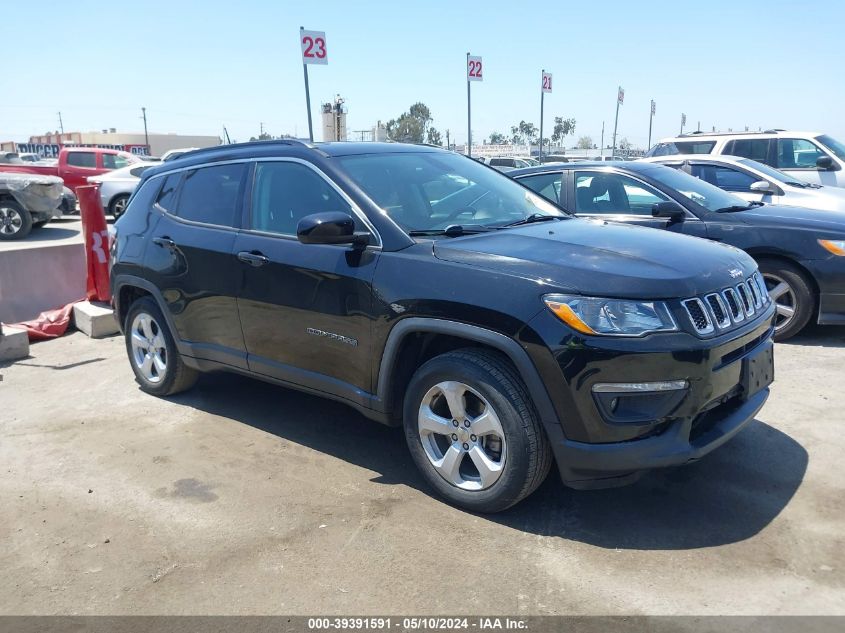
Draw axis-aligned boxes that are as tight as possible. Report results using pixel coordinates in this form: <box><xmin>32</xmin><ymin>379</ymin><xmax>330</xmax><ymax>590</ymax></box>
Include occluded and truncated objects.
<box><xmin>467</xmin><ymin>55</ymin><xmax>483</xmax><ymax>81</ymax></box>
<box><xmin>301</xmin><ymin>29</ymin><xmax>327</xmax><ymax>65</ymax></box>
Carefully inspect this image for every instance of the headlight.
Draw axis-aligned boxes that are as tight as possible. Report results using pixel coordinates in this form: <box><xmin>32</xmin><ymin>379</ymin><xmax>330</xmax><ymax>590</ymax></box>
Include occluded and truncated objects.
<box><xmin>818</xmin><ymin>239</ymin><xmax>845</xmax><ymax>256</ymax></box>
<box><xmin>543</xmin><ymin>294</ymin><xmax>678</xmax><ymax>336</ymax></box>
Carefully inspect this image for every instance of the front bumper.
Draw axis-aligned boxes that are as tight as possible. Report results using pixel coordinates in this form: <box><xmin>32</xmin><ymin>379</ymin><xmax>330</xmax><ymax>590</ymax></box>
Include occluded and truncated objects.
<box><xmin>525</xmin><ymin>303</ymin><xmax>776</xmax><ymax>488</ymax></box>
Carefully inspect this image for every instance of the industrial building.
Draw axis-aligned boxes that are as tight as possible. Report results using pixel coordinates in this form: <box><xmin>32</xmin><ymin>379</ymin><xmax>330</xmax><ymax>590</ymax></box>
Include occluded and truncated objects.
<box><xmin>2</xmin><ymin>129</ymin><xmax>221</xmax><ymax>158</ymax></box>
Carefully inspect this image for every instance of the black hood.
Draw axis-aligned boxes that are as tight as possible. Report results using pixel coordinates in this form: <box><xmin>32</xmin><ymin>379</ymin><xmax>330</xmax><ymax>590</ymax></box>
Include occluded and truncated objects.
<box><xmin>433</xmin><ymin>219</ymin><xmax>757</xmax><ymax>299</ymax></box>
<box><xmin>736</xmin><ymin>204</ymin><xmax>845</xmax><ymax>236</ymax></box>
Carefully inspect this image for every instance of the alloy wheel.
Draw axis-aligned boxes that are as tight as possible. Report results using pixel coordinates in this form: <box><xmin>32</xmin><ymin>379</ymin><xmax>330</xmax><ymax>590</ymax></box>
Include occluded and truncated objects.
<box><xmin>763</xmin><ymin>272</ymin><xmax>797</xmax><ymax>333</ymax></box>
<box><xmin>417</xmin><ymin>380</ymin><xmax>507</xmax><ymax>491</ymax></box>
<box><xmin>113</xmin><ymin>197</ymin><xmax>128</xmax><ymax>218</ymax></box>
<box><xmin>0</xmin><ymin>205</ymin><xmax>23</xmax><ymax>236</ymax></box>
<box><xmin>130</xmin><ymin>312</ymin><xmax>168</xmax><ymax>384</ymax></box>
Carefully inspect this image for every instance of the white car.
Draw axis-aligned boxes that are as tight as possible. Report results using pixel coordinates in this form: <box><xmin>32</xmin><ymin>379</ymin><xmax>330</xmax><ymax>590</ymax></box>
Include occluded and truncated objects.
<box><xmin>643</xmin><ymin>155</ymin><xmax>845</xmax><ymax>213</ymax></box>
<box><xmin>645</xmin><ymin>130</ymin><xmax>845</xmax><ymax>188</ymax></box>
<box><xmin>161</xmin><ymin>147</ymin><xmax>200</xmax><ymax>162</ymax></box>
<box><xmin>88</xmin><ymin>162</ymin><xmax>159</xmax><ymax>219</ymax></box>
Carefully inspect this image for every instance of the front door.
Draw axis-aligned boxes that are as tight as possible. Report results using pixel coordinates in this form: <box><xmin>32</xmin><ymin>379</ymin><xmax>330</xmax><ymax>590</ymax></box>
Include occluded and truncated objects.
<box><xmin>234</xmin><ymin>159</ymin><xmax>380</xmax><ymax>398</ymax></box>
<box><xmin>570</xmin><ymin>170</ymin><xmax>708</xmax><ymax>238</ymax></box>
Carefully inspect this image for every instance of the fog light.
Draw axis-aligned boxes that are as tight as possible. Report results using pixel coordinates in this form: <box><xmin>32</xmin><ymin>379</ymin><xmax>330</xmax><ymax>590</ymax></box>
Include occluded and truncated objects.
<box><xmin>591</xmin><ymin>380</ymin><xmax>689</xmax><ymax>425</ymax></box>
<box><xmin>592</xmin><ymin>380</ymin><xmax>688</xmax><ymax>393</ymax></box>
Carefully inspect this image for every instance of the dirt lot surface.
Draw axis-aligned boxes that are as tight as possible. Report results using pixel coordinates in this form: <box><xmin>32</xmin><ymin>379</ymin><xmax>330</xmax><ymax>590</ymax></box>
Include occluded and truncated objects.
<box><xmin>1</xmin><ymin>327</ymin><xmax>843</xmax><ymax>615</ymax></box>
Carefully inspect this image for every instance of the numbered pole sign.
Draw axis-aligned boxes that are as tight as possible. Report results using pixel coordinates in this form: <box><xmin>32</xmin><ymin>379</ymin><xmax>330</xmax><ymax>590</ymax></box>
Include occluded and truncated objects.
<box><xmin>467</xmin><ymin>55</ymin><xmax>483</xmax><ymax>81</ymax></box>
<box><xmin>617</xmin><ymin>86</ymin><xmax>625</xmax><ymax>104</ymax></box>
<box><xmin>301</xmin><ymin>29</ymin><xmax>327</xmax><ymax>65</ymax></box>
<box><xmin>542</xmin><ymin>72</ymin><xmax>553</xmax><ymax>93</ymax></box>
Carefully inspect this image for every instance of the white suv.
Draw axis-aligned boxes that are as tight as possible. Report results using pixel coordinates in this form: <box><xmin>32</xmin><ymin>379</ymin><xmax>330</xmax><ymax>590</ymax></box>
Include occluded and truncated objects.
<box><xmin>645</xmin><ymin>130</ymin><xmax>845</xmax><ymax>188</ymax></box>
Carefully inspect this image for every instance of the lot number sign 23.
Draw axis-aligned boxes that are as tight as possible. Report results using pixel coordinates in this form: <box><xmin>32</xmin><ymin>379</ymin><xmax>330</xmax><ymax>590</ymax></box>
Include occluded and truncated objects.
<box><xmin>467</xmin><ymin>55</ymin><xmax>483</xmax><ymax>81</ymax></box>
<box><xmin>301</xmin><ymin>29</ymin><xmax>327</xmax><ymax>65</ymax></box>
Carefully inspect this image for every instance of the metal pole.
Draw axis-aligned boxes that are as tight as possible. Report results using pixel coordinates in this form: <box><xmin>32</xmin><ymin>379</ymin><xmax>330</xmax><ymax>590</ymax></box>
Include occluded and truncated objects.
<box><xmin>539</xmin><ymin>69</ymin><xmax>545</xmax><ymax>161</ymax></box>
<box><xmin>600</xmin><ymin>121</ymin><xmax>605</xmax><ymax>159</ymax></box>
<box><xmin>612</xmin><ymin>94</ymin><xmax>620</xmax><ymax>156</ymax></box>
<box><xmin>466</xmin><ymin>52</ymin><xmax>472</xmax><ymax>157</ymax></box>
<box><xmin>301</xmin><ymin>28</ymin><xmax>314</xmax><ymax>142</ymax></box>
<box><xmin>647</xmin><ymin>101</ymin><xmax>653</xmax><ymax>149</ymax></box>
<box><xmin>141</xmin><ymin>107</ymin><xmax>149</xmax><ymax>150</ymax></box>
<box><xmin>680</xmin><ymin>115</ymin><xmax>684</xmax><ymax>135</ymax></box>
<box><xmin>57</xmin><ymin>111</ymin><xmax>64</xmax><ymax>134</ymax></box>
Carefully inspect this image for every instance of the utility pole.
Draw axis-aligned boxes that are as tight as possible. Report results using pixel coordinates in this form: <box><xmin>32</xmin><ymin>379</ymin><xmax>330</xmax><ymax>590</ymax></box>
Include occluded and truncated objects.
<box><xmin>141</xmin><ymin>107</ymin><xmax>149</xmax><ymax>150</ymax></box>
<box><xmin>446</xmin><ymin>129</ymin><xmax>451</xmax><ymax>151</ymax></box>
<box><xmin>57</xmin><ymin>111</ymin><xmax>64</xmax><ymax>134</ymax></box>
<box><xmin>600</xmin><ymin>121</ymin><xmax>605</xmax><ymax>159</ymax></box>
<box><xmin>260</xmin><ymin>122</ymin><xmax>265</xmax><ymax>137</ymax></box>
<box><xmin>647</xmin><ymin>100</ymin><xmax>655</xmax><ymax>150</ymax></box>
<box><xmin>223</xmin><ymin>126</ymin><xmax>231</xmax><ymax>144</ymax></box>
<box><xmin>612</xmin><ymin>86</ymin><xmax>623</xmax><ymax>156</ymax></box>
<box><xmin>680</xmin><ymin>113</ymin><xmax>686</xmax><ymax>135</ymax></box>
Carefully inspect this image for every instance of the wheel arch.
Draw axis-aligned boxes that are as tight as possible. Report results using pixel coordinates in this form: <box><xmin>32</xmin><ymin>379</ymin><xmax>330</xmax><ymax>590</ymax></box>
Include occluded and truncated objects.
<box><xmin>750</xmin><ymin>252</ymin><xmax>820</xmax><ymax>308</ymax></box>
<box><xmin>113</xmin><ymin>275</ymin><xmax>177</xmax><ymax>337</ymax></box>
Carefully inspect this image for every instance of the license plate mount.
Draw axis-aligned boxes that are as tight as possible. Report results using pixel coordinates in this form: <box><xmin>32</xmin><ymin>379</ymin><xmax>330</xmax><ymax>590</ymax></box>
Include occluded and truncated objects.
<box><xmin>741</xmin><ymin>342</ymin><xmax>774</xmax><ymax>398</ymax></box>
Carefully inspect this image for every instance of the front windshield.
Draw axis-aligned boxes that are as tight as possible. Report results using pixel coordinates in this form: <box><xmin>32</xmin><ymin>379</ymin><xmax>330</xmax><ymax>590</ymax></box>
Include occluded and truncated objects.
<box><xmin>337</xmin><ymin>151</ymin><xmax>565</xmax><ymax>232</ymax></box>
<box><xmin>737</xmin><ymin>158</ymin><xmax>807</xmax><ymax>186</ymax></box>
<box><xmin>640</xmin><ymin>164</ymin><xmax>748</xmax><ymax>212</ymax></box>
<box><xmin>817</xmin><ymin>134</ymin><xmax>845</xmax><ymax>161</ymax></box>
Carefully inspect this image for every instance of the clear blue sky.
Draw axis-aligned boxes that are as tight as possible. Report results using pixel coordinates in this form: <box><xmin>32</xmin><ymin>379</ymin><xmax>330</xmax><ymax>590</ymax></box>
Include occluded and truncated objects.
<box><xmin>2</xmin><ymin>0</ymin><xmax>842</xmax><ymax>149</ymax></box>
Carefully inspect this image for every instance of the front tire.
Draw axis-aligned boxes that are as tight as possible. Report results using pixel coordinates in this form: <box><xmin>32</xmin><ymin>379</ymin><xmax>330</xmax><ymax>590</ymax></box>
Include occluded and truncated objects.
<box><xmin>0</xmin><ymin>200</ymin><xmax>32</xmax><ymax>240</ymax></box>
<box><xmin>124</xmin><ymin>297</ymin><xmax>198</xmax><ymax>396</ymax></box>
<box><xmin>403</xmin><ymin>349</ymin><xmax>552</xmax><ymax>513</ymax></box>
<box><xmin>758</xmin><ymin>259</ymin><xmax>814</xmax><ymax>341</ymax></box>
<box><xmin>109</xmin><ymin>194</ymin><xmax>130</xmax><ymax>220</ymax></box>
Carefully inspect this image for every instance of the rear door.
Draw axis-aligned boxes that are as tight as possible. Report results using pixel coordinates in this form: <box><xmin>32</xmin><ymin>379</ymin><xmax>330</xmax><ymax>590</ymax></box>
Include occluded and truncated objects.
<box><xmin>688</xmin><ymin>162</ymin><xmax>780</xmax><ymax>205</ymax></box>
<box><xmin>142</xmin><ymin>162</ymin><xmax>249</xmax><ymax>368</ymax></box>
<box><xmin>233</xmin><ymin>159</ymin><xmax>380</xmax><ymax>397</ymax></box>
<box><xmin>568</xmin><ymin>169</ymin><xmax>708</xmax><ymax>237</ymax></box>
<box><xmin>62</xmin><ymin>150</ymin><xmax>100</xmax><ymax>190</ymax></box>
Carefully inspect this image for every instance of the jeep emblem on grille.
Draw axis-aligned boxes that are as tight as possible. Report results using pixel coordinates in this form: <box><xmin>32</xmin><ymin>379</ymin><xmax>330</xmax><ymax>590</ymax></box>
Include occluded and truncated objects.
<box><xmin>729</xmin><ymin>268</ymin><xmax>743</xmax><ymax>278</ymax></box>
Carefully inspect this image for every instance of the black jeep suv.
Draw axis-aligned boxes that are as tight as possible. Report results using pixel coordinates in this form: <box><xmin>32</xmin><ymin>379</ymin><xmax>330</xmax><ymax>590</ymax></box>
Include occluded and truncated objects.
<box><xmin>111</xmin><ymin>140</ymin><xmax>775</xmax><ymax>512</ymax></box>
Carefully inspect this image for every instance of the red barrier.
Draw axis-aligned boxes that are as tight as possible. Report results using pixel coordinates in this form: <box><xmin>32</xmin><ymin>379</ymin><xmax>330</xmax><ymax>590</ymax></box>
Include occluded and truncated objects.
<box><xmin>5</xmin><ymin>302</ymin><xmax>77</xmax><ymax>341</ymax></box>
<box><xmin>76</xmin><ymin>185</ymin><xmax>111</xmax><ymax>303</ymax></box>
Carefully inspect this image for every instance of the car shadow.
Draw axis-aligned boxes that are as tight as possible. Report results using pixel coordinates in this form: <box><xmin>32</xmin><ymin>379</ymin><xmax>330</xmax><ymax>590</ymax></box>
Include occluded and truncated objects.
<box><xmin>20</xmin><ymin>226</ymin><xmax>80</xmax><ymax>242</ymax></box>
<box><xmin>170</xmin><ymin>372</ymin><xmax>807</xmax><ymax>551</ymax></box>
<box><xmin>780</xmin><ymin>324</ymin><xmax>845</xmax><ymax>348</ymax></box>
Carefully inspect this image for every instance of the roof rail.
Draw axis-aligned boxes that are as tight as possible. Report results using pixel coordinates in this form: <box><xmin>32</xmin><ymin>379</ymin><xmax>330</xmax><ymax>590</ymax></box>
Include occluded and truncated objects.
<box><xmin>172</xmin><ymin>138</ymin><xmax>320</xmax><ymax>161</ymax></box>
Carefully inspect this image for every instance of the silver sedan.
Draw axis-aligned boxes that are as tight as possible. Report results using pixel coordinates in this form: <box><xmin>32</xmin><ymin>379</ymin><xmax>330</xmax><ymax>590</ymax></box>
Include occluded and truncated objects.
<box><xmin>88</xmin><ymin>162</ymin><xmax>159</xmax><ymax>219</ymax></box>
<box><xmin>643</xmin><ymin>154</ymin><xmax>845</xmax><ymax>212</ymax></box>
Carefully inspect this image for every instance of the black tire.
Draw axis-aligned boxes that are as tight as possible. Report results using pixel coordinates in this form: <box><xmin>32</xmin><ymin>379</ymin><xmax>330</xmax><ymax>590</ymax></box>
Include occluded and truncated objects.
<box><xmin>403</xmin><ymin>348</ymin><xmax>552</xmax><ymax>513</ymax></box>
<box><xmin>757</xmin><ymin>258</ymin><xmax>815</xmax><ymax>342</ymax></box>
<box><xmin>124</xmin><ymin>296</ymin><xmax>198</xmax><ymax>396</ymax></box>
<box><xmin>109</xmin><ymin>194</ymin><xmax>130</xmax><ymax>220</ymax></box>
<box><xmin>0</xmin><ymin>200</ymin><xmax>32</xmax><ymax>240</ymax></box>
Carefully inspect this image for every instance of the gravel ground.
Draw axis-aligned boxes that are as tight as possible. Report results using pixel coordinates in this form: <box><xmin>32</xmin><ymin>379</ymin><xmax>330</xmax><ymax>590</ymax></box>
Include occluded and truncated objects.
<box><xmin>1</xmin><ymin>326</ymin><xmax>843</xmax><ymax>615</ymax></box>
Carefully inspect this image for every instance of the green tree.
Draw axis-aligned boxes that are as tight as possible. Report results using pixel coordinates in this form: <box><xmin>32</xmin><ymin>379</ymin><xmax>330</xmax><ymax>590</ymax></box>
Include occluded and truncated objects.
<box><xmin>576</xmin><ymin>135</ymin><xmax>593</xmax><ymax>150</ymax></box>
<box><xmin>518</xmin><ymin>121</ymin><xmax>538</xmax><ymax>144</ymax></box>
<box><xmin>386</xmin><ymin>102</ymin><xmax>435</xmax><ymax>143</ymax></box>
<box><xmin>551</xmin><ymin>117</ymin><xmax>576</xmax><ymax>144</ymax></box>
<box><xmin>427</xmin><ymin>127</ymin><xmax>442</xmax><ymax>146</ymax></box>
<box><xmin>488</xmin><ymin>131</ymin><xmax>507</xmax><ymax>144</ymax></box>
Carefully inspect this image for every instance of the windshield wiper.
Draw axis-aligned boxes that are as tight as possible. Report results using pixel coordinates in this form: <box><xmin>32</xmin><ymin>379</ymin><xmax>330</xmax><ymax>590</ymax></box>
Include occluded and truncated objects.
<box><xmin>716</xmin><ymin>201</ymin><xmax>763</xmax><ymax>213</ymax></box>
<box><xmin>497</xmin><ymin>213</ymin><xmax>568</xmax><ymax>228</ymax></box>
<box><xmin>407</xmin><ymin>224</ymin><xmax>492</xmax><ymax>237</ymax></box>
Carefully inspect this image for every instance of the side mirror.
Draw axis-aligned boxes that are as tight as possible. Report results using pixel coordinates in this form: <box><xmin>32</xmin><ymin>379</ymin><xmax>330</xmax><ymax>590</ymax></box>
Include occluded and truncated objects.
<box><xmin>297</xmin><ymin>212</ymin><xmax>369</xmax><ymax>247</ymax></box>
<box><xmin>816</xmin><ymin>155</ymin><xmax>835</xmax><ymax>170</ymax></box>
<box><xmin>750</xmin><ymin>180</ymin><xmax>775</xmax><ymax>194</ymax></box>
<box><xmin>652</xmin><ymin>201</ymin><xmax>686</xmax><ymax>221</ymax></box>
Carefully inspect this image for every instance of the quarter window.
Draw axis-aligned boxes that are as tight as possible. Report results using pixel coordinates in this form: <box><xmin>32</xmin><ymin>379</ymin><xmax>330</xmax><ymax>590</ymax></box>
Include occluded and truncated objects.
<box><xmin>691</xmin><ymin>165</ymin><xmax>757</xmax><ymax>192</ymax></box>
<box><xmin>574</xmin><ymin>172</ymin><xmax>669</xmax><ymax>215</ymax></box>
<box><xmin>250</xmin><ymin>162</ymin><xmax>353</xmax><ymax>235</ymax></box>
<box><xmin>518</xmin><ymin>172</ymin><xmax>562</xmax><ymax>204</ymax></box>
<box><xmin>174</xmin><ymin>163</ymin><xmax>246</xmax><ymax>226</ymax></box>
<box><xmin>155</xmin><ymin>173</ymin><xmax>182</xmax><ymax>213</ymax></box>
<box><xmin>66</xmin><ymin>152</ymin><xmax>96</xmax><ymax>168</ymax></box>
<box><xmin>674</xmin><ymin>141</ymin><xmax>716</xmax><ymax>154</ymax></box>
<box><xmin>776</xmin><ymin>138</ymin><xmax>826</xmax><ymax>169</ymax></box>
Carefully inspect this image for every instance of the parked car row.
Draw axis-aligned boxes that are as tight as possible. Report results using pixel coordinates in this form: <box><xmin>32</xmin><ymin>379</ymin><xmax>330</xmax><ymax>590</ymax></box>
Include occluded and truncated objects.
<box><xmin>111</xmin><ymin>139</ymin><xmax>778</xmax><ymax>513</ymax></box>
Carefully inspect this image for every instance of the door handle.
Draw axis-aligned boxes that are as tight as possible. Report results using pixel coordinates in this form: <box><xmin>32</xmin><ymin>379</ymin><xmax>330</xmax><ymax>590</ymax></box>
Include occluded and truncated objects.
<box><xmin>152</xmin><ymin>236</ymin><xmax>176</xmax><ymax>249</ymax></box>
<box><xmin>237</xmin><ymin>251</ymin><xmax>270</xmax><ymax>267</ymax></box>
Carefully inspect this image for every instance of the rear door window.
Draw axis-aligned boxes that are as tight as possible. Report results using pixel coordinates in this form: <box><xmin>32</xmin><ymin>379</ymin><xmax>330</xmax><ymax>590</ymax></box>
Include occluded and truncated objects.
<box><xmin>691</xmin><ymin>164</ymin><xmax>757</xmax><ymax>192</ymax></box>
<box><xmin>66</xmin><ymin>151</ymin><xmax>97</xmax><ymax>168</ymax></box>
<box><xmin>175</xmin><ymin>163</ymin><xmax>246</xmax><ymax>227</ymax></box>
<box><xmin>724</xmin><ymin>139</ymin><xmax>770</xmax><ymax>164</ymax></box>
<box><xmin>103</xmin><ymin>153</ymin><xmax>132</xmax><ymax>170</ymax></box>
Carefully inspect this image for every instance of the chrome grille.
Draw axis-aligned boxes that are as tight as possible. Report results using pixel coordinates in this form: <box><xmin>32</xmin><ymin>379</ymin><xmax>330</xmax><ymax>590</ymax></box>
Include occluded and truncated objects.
<box><xmin>705</xmin><ymin>293</ymin><xmax>730</xmax><ymax>329</ymax></box>
<box><xmin>682</xmin><ymin>272</ymin><xmax>771</xmax><ymax>335</ymax></box>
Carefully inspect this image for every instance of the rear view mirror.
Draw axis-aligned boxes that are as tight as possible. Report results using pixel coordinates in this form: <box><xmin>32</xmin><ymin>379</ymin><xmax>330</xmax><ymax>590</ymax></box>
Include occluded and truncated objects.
<box><xmin>816</xmin><ymin>155</ymin><xmax>836</xmax><ymax>170</ymax></box>
<box><xmin>651</xmin><ymin>201</ymin><xmax>686</xmax><ymax>221</ymax></box>
<box><xmin>750</xmin><ymin>181</ymin><xmax>775</xmax><ymax>194</ymax></box>
<box><xmin>297</xmin><ymin>212</ymin><xmax>369</xmax><ymax>247</ymax></box>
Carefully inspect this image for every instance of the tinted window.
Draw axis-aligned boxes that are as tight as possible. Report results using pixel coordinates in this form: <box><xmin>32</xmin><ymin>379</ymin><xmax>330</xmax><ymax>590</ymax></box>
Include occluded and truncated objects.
<box><xmin>103</xmin><ymin>153</ymin><xmax>132</xmax><ymax>170</ymax></box>
<box><xmin>518</xmin><ymin>172</ymin><xmax>562</xmax><ymax>204</ymax></box>
<box><xmin>674</xmin><ymin>141</ymin><xmax>716</xmax><ymax>154</ymax></box>
<box><xmin>691</xmin><ymin>165</ymin><xmax>757</xmax><ymax>192</ymax></box>
<box><xmin>174</xmin><ymin>163</ymin><xmax>245</xmax><ymax>226</ymax></box>
<box><xmin>155</xmin><ymin>173</ymin><xmax>182</xmax><ymax>213</ymax></box>
<box><xmin>66</xmin><ymin>152</ymin><xmax>96</xmax><ymax>168</ymax></box>
<box><xmin>574</xmin><ymin>172</ymin><xmax>669</xmax><ymax>215</ymax></box>
<box><xmin>725</xmin><ymin>139</ymin><xmax>769</xmax><ymax>164</ymax></box>
<box><xmin>250</xmin><ymin>162</ymin><xmax>352</xmax><ymax>235</ymax></box>
<box><xmin>776</xmin><ymin>138</ymin><xmax>825</xmax><ymax>169</ymax></box>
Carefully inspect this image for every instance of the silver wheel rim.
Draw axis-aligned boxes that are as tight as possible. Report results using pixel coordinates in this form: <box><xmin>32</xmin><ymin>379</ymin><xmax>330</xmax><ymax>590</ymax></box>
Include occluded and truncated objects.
<box><xmin>418</xmin><ymin>381</ymin><xmax>507</xmax><ymax>491</ymax></box>
<box><xmin>763</xmin><ymin>273</ymin><xmax>796</xmax><ymax>332</ymax></box>
<box><xmin>130</xmin><ymin>313</ymin><xmax>167</xmax><ymax>384</ymax></box>
<box><xmin>113</xmin><ymin>197</ymin><xmax>127</xmax><ymax>217</ymax></box>
<box><xmin>0</xmin><ymin>206</ymin><xmax>23</xmax><ymax>235</ymax></box>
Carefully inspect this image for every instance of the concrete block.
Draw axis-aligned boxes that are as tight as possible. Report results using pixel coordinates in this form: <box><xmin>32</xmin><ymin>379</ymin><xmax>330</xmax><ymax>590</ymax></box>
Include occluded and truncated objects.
<box><xmin>72</xmin><ymin>301</ymin><xmax>120</xmax><ymax>339</ymax></box>
<box><xmin>0</xmin><ymin>325</ymin><xmax>29</xmax><ymax>362</ymax></box>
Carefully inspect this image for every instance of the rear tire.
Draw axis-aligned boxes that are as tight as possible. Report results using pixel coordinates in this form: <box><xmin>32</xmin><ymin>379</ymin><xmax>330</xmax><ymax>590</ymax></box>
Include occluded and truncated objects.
<box><xmin>403</xmin><ymin>348</ymin><xmax>552</xmax><ymax>513</ymax></box>
<box><xmin>109</xmin><ymin>194</ymin><xmax>130</xmax><ymax>220</ymax></box>
<box><xmin>0</xmin><ymin>200</ymin><xmax>32</xmax><ymax>240</ymax></box>
<box><xmin>757</xmin><ymin>259</ymin><xmax>814</xmax><ymax>341</ymax></box>
<box><xmin>124</xmin><ymin>296</ymin><xmax>198</xmax><ymax>396</ymax></box>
